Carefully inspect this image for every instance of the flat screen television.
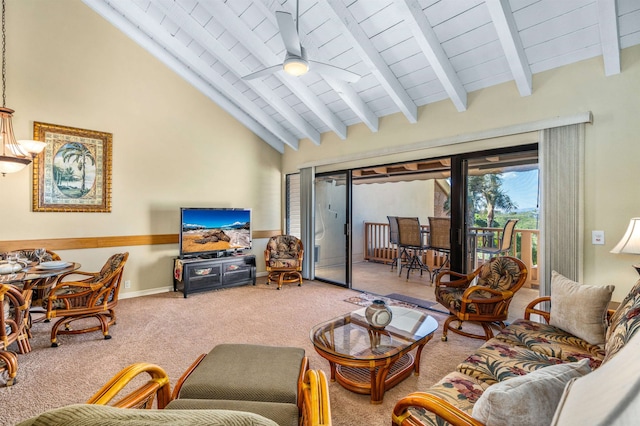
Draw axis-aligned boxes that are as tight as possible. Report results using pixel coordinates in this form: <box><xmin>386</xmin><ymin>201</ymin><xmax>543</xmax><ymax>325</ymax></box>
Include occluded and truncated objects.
<box><xmin>179</xmin><ymin>207</ymin><xmax>251</xmax><ymax>259</ymax></box>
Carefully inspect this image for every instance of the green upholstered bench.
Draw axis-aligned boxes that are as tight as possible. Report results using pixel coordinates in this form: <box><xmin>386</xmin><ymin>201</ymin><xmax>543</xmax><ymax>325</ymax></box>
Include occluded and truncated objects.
<box><xmin>169</xmin><ymin>343</ymin><xmax>308</xmax><ymax>426</ymax></box>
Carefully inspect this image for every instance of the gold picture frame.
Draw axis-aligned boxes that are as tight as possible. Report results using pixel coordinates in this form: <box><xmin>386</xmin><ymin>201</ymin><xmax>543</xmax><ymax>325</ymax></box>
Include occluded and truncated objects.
<box><xmin>32</xmin><ymin>122</ymin><xmax>112</xmax><ymax>212</ymax></box>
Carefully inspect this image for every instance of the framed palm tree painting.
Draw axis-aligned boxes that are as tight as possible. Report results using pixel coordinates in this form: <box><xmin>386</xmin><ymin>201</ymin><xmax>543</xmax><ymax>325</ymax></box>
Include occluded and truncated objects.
<box><xmin>32</xmin><ymin>122</ymin><xmax>112</xmax><ymax>212</ymax></box>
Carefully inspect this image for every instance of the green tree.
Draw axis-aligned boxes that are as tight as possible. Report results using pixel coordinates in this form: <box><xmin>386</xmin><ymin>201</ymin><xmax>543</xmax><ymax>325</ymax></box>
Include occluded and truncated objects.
<box><xmin>468</xmin><ymin>174</ymin><xmax>517</xmax><ymax>227</ymax></box>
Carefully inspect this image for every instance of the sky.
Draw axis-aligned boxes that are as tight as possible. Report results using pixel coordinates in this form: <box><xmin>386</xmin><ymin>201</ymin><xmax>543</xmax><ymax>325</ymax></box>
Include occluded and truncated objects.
<box><xmin>500</xmin><ymin>169</ymin><xmax>539</xmax><ymax>211</ymax></box>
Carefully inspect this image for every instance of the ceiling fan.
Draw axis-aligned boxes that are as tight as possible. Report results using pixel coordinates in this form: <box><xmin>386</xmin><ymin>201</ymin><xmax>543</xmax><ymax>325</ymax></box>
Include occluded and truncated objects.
<box><xmin>242</xmin><ymin>1</ymin><xmax>360</xmax><ymax>83</ymax></box>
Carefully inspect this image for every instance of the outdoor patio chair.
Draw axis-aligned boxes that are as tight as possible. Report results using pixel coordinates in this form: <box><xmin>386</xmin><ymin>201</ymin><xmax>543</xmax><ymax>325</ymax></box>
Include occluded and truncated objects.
<box><xmin>477</xmin><ymin>219</ymin><xmax>519</xmax><ymax>257</ymax></box>
<box><xmin>427</xmin><ymin>217</ymin><xmax>451</xmax><ymax>278</ymax></box>
<box><xmin>434</xmin><ymin>256</ymin><xmax>527</xmax><ymax>341</ymax></box>
<box><xmin>397</xmin><ymin>217</ymin><xmax>430</xmax><ymax>280</ymax></box>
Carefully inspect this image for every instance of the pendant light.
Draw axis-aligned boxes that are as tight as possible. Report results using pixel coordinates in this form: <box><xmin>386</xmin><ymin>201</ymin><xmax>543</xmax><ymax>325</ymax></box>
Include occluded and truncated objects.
<box><xmin>0</xmin><ymin>0</ymin><xmax>44</xmax><ymax>176</ymax></box>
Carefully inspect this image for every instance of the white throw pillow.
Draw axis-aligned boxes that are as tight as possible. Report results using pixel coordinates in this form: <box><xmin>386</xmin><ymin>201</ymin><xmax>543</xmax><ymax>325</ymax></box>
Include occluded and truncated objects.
<box><xmin>471</xmin><ymin>359</ymin><xmax>591</xmax><ymax>426</ymax></box>
<box><xmin>552</xmin><ymin>332</ymin><xmax>640</xmax><ymax>425</ymax></box>
<box><xmin>549</xmin><ymin>271</ymin><xmax>614</xmax><ymax>345</ymax></box>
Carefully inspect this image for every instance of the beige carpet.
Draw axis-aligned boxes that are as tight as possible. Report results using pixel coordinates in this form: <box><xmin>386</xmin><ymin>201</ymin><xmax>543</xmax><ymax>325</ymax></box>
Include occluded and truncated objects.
<box><xmin>0</xmin><ymin>279</ymin><xmax>487</xmax><ymax>426</ymax></box>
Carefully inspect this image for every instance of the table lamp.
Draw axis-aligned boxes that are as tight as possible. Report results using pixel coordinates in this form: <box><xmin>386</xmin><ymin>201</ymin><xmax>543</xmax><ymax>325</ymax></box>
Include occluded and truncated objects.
<box><xmin>610</xmin><ymin>218</ymin><xmax>640</xmax><ymax>275</ymax></box>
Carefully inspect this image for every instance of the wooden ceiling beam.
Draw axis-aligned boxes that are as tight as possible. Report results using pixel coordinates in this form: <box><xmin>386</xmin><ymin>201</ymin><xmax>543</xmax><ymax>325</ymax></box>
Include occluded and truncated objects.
<box><xmin>485</xmin><ymin>0</ymin><xmax>533</xmax><ymax>96</ymax></box>
<box><xmin>153</xmin><ymin>2</ymin><xmax>313</xmax><ymax>150</ymax></box>
<box><xmin>199</xmin><ymin>2</ymin><xmax>347</xmax><ymax>142</ymax></box>
<box><xmin>597</xmin><ymin>0</ymin><xmax>621</xmax><ymax>76</ymax></box>
<box><xmin>395</xmin><ymin>0</ymin><xmax>467</xmax><ymax>112</ymax></box>
<box><xmin>253</xmin><ymin>1</ymin><xmax>380</xmax><ymax>134</ymax></box>
<box><xmin>323</xmin><ymin>0</ymin><xmax>418</xmax><ymax>124</ymax></box>
<box><xmin>82</xmin><ymin>0</ymin><xmax>287</xmax><ymax>152</ymax></box>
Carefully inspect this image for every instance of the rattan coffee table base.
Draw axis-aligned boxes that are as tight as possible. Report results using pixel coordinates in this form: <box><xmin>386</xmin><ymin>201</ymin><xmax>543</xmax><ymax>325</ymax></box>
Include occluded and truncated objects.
<box><xmin>334</xmin><ymin>353</ymin><xmax>415</xmax><ymax>403</ymax></box>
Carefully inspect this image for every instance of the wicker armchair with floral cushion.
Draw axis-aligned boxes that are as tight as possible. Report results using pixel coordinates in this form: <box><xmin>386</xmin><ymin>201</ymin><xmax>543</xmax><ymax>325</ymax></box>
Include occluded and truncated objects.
<box><xmin>434</xmin><ymin>256</ymin><xmax>527</xmax><ymax>341</ymax></box>
<box><xmin>44</xmin><ymin>252</ymin><xmax>129</xmax><ymax>347</ymax></box>
<box><xmin>265</xmin><ymin>235</ymin><xmax>304</xmax><ymax>290</ymax></box>
<box><xmin>0</xmin><ymin>284</ymin><xmax>32</xmax><ymax>386</ymax></box>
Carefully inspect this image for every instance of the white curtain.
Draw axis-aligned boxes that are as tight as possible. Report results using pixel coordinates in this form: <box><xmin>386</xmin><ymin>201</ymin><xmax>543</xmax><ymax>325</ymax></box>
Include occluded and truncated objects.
<box><xmin>300</xmin><ymin>167</ymin><xmax>315</xmax><ymax>280</ymax></box>
<box><xmin>539</xmin><ymin>123</ymin><xmax>585</xmax><ymax>296</ymax></box>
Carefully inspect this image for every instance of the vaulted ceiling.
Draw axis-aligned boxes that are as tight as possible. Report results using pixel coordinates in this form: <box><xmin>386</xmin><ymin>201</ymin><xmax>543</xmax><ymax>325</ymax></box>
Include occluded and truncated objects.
<box><xmin>83</xmin><ymin>0</ymin><xmax>640</xmax><ymax>153</ymax></box>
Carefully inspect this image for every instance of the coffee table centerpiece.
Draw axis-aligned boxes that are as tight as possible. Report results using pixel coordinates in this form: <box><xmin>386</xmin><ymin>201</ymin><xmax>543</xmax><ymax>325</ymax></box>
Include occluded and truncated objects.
<box><xmin>310</xmin><ymin>305</ymin><xmax>438</xmax><ymax>404</ymax></box>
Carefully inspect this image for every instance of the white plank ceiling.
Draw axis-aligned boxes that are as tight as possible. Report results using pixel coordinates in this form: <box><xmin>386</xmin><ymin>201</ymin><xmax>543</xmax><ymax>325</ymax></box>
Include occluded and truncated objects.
<box><xmin>83</xmin><ymin>0</ymin><xmax>640</xmax><ymax>153</ymax></box>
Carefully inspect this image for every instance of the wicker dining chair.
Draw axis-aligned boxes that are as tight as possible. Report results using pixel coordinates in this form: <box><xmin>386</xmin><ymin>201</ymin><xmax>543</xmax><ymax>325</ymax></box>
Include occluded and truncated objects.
<box><xmin>44</xmin><ymin>252</ymin><xmax>129</xmax><ymax>347</ymax></box>
<box><xmin>0</xmin><ymin>284</ymin><xmax>32</xmax><ymax>385</ymax></box>
<box><xmin>13</xmin><ymin>249</ymin><xmax>62</xmax><ymax>305</ymax></box>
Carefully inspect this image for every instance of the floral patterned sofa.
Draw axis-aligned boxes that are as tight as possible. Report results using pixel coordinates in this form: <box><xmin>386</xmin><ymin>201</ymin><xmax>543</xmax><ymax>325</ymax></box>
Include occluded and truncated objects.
<box><xmin>392</xmin><ymin>272</ymin><xmax>640</xmax><ymax>426</ymax></box>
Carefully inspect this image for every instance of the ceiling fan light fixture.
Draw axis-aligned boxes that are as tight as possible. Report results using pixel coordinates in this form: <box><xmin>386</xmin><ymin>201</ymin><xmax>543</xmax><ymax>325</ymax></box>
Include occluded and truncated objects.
<box><xmin>283</xmin><ymin>57</ymin><xmax>309</xmax><ymax>76</ymax></box>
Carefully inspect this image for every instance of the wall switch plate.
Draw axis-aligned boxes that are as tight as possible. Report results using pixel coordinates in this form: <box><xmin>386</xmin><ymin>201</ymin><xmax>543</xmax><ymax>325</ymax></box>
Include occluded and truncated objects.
<box><xmin>592</xmin><ymin>230</ymin><xmax>605</xmax><ymax>245</ymax></box>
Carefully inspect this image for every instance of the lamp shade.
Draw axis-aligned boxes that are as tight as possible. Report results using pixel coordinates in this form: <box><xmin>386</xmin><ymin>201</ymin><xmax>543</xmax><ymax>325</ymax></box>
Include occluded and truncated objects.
<box><xmin>610</xmin><ymin>218</ymin><xmax>640</xmax><ymax>254</ymax></box>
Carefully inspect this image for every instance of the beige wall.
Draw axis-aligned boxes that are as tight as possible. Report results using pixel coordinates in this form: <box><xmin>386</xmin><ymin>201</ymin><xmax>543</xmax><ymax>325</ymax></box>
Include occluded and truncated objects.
<box><xmin>284</xmin><ymin>45</ymin><xmax>640</xmax><ymax>302</ymax></box>
<box><xmin>0</xmin><ymin>1</ymin><xmax>282</xmax><ymax>295</ymax></box>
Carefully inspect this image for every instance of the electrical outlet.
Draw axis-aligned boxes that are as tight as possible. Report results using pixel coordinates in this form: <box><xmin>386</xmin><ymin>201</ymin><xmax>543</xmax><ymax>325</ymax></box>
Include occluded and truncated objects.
<box><xmin>124</xmin><ymin>280</ymin><xmax>131</xmax><ymax>289</ymax></box>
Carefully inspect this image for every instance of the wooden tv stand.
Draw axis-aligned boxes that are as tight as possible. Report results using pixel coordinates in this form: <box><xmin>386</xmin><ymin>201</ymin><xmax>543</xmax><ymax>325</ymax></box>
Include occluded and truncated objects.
<box><xmin>173</xmin><ymin>254</ymin><xmax>256</xmax><ymax>298</ymax></box>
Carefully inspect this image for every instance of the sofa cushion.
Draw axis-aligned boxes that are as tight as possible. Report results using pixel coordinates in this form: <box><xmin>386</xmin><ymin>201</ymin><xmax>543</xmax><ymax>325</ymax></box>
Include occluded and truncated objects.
<box><xmin>495</xmin><ymin>318</ymin><xmax>605</xmax><ymax>368</ymax></box>
<box><xmin>178</xmin><ymin>344</ymin><xmax>304</xmax><ymax>404</ymax></box>
<box><xmin>407</xmin><ymin>371</ymin><xmax>489</xmax><ymax>425</ymax></box>
<box><xmin>604</xmin><ymin>278</ymin><xmax>640</xmax><ymax>363</ymax></box>
<box><xmin>471</xmin><ymin>359</ymin><xmax>591</xmax><ymax>426</ymax></box>
<box><xmin>167</xmin><ymin>399</ymin><xmax>298</xmax><ymax>426</ymax></box>
<box><xmin>552</xmin><ymin>331</ymin><xmax>640</xmax><ymax>425</ymax></box>
<box><xmin>549</xmin><ymin>271</ymin><xmax>614</xmax><ymax>345</ymax></box>
<box><xmin>16</xmin><ymin>404</ymin><xmax>279</xmax><ymax>426</ymax></box>
<box><xmin>456</xmin><ymin>338</ymin><xmax>567</xmax><ymax>386</ymax></box>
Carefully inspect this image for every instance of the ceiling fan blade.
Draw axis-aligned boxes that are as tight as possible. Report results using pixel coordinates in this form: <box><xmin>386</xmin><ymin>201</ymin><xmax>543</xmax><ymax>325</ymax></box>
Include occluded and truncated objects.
<box><xmin>275</xmin><ymin>11</ymin><xmax>302</xmax><ymax>57</ymax></box>
<box><xmin>242</xmin><ymin>64</ymin><xmax>282</xmax><ymax>80</ymax></box>
<box><xmin>309</xmin><ymin>61</ymin><xmax>361</xmax><ymax>83</ymax></box>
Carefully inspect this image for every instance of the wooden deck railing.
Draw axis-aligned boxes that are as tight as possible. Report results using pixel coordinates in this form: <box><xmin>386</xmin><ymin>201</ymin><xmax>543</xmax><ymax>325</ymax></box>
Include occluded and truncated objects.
<box><xmin>363</xmin><ymin>222</ymin><xmax>539</xmax><ymax>288</ymax></box>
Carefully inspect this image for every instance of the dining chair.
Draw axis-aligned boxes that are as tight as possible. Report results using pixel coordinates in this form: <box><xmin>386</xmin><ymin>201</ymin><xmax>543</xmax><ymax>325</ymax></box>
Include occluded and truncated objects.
<box><xmin>387</xmin><ymin>216</ymin><xmax>406</xmax><ymax>271</ymax></box>
<box><xmin>397</xmin><ymin>217</ymin><xmax>430</xmax><ymax>280</ymax></box>
<box><xmin>427</xmin><ymin>217</ymin><xmax>451</xmax><ymax>278</ymax></box>
<box><xmin>44</xmin><ymin>252</ymin><xmax>129</xmax><ymax>347</ymax></box>
<box><xmin>0</xmin><ymin>284</ymin><xmax>32</xmax><ymax>385</ymax></box>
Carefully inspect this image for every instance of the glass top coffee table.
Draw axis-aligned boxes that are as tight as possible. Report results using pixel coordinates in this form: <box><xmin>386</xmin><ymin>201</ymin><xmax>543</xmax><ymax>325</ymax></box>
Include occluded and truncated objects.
<box><xmin>310</xmin><ymin>305</ymin><xmax>438</xmax><ymax>404</ymax></box>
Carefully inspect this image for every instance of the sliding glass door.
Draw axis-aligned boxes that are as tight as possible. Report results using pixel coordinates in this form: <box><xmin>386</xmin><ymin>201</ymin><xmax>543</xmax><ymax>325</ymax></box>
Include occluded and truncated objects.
<box><xmin>463</xmin><ymin>149</ymin><xmax>539</xmax><ymax>281</ymax></box>
<box><xmin>314</xmin><ymin>171</ymin><xmax>351</xmax><ymax>287</ymax></box>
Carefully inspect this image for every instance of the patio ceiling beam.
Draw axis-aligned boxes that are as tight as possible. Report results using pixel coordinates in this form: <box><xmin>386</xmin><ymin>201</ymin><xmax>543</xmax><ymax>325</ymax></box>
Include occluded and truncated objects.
<box><xmin>322</xmin><ymin>0</ymin><xmax>418</xmax><ymax>124</ymax></box>
<box><xmin>485</xmin><ymin>0</ymin><xmax>532</xmax><ymax>97</ymax></box>
<box><xmin>395</xmin><ymin>0</ymin><xmax>467</xmax><ymax>112</ymax></box>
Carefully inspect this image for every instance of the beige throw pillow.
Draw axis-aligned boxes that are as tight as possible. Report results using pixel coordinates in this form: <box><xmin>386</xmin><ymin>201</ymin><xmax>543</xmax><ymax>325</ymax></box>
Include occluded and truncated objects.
<box><xmin>471</xmin><ymin>359</ymin><xmax>591</xmax><ymax>426</ymax></box>
<box><xmin>549</xmin><ymin>271</ymin><xmax>614</xmax><ymax>345</ymax></box>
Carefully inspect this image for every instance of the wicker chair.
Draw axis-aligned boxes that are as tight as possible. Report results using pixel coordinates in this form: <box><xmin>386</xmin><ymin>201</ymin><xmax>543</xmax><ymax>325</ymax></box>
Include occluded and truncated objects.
<box><xmin>434</xmin><ymin>256</ymin><xmax>527</xmax><ymax>342</ymax></box>
<box><xmin>0</xmin><ymin>284</ymin><xmax>32</xmax><ymax>385</ymax></box>
<box><xmin>12</xmin><ymin>249</ymin><xmax>61</xmax><ymax>306</ymax></box>
<box><xmin>44</xmin><ymin>252</ymin><xmax>129</xmax><ymax>347</ymax></box>
<box><xmin>265</xmin><ymin>235</ymin><xmax>304</xmax><ymax>290</ymax></box>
